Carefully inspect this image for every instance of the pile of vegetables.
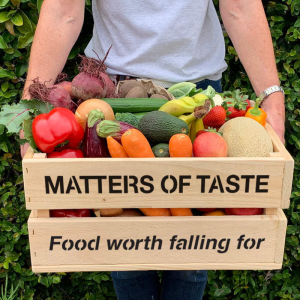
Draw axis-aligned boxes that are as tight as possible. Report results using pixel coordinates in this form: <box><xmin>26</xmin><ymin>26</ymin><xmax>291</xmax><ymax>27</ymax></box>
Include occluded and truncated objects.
<box><xmin>0</xmin><ymin>76</ymin><xmax>272</xmax><ymax>219</ymax></box>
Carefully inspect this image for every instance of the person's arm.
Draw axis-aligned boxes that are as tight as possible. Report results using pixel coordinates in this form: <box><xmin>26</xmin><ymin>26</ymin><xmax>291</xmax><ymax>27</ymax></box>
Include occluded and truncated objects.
<box><xmin>21</xmin><ymin>0</ymin><xmax>85</xmax><ymax>157</ymax></box>
<box><xmin>22</xmin><ymin>0</ymin><xmax>85</xmax><ymax>99</ymax></box>
<box><xmin>220</xmin><ymin>0</ymin><xmax>285</xmax><ymax>142</ymax></box>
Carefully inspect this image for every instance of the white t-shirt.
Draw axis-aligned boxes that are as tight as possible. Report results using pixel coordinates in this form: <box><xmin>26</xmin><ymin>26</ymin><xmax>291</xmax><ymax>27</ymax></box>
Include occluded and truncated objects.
<box><xmin>85</xmin><ymin>0</ymin><xmax>227</xmax><ymax>86</ymax></box>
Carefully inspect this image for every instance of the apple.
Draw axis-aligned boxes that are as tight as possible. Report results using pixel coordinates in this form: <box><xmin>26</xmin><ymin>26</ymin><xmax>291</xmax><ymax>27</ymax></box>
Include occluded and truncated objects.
<box><xmin>193</xmin><ymin>132</ymin><xmax>227</xmax><ymax>157</ymax></box>
<box><xmin>225</xmin><ymin>208</ymin><xmax>263</xmax><ymax>215</ymax></box>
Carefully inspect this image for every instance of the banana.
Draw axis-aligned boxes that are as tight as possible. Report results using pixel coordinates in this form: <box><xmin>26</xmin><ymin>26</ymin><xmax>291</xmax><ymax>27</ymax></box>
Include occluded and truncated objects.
<box><xmin>178</xmin><ymin>113</ymin><xmax>196</xmax><ymax>125</ymax></box>
<box><xmin>178</xmin><ymin>97</ymin><xmax>197</xmax><ymax>106</ymax></box>
<box><xmin>193</xmin><ymin>93</ymin><xmax>209</xmax><ymax>105</ymax></box>
<box><xmin>159</xmin><ymin>99</ymin><xmax>195</xmax><ymax>116</ymax></box>
<box><xmin>189</xmin><ymin>120</ymin><xmax>197</xmax><ymax>143</ymax></box>
<box><xmin>195</xmin><ymin>118</ymin><xmax>204</xmax><ymax>133</ymax></box>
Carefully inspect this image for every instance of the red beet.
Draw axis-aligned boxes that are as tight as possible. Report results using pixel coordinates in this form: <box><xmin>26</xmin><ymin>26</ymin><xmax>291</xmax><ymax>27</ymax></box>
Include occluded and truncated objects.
<box><xmin>56</xmin><ymin>81</ymin><xmax>73</xmax><ymax>98</ymax></box>
<box><xmin>71</xmin><ymin>47</ymin><xmax>117</xmax><ymax>100</ymax></box>
<box><xmin>28</xmin><ymin>78</ymin><xmax>72</xmax><ymax>109</ymax></box>
<box><xmin>72</xmin><ymin>72</ymin><xmax>107</xmax><ymax>100</ymax></box>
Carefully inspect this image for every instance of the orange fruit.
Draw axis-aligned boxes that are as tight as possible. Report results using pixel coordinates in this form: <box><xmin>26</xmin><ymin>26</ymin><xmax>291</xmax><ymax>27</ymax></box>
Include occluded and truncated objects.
<box><xmin>203</xmin><ymin>210</ymin><xmax>226</xmax><ymax>216</ymax></box>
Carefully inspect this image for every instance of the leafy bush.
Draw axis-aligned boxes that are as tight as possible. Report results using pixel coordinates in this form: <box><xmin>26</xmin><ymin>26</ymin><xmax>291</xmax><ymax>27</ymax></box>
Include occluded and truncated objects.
<box><xmin>0</xmin><ymin>0</ymin><xmax>299</xmax><ymax>299</ymax></box>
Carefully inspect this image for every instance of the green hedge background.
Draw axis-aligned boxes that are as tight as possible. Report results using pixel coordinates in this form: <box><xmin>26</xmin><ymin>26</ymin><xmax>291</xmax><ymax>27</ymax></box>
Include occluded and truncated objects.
<box><xmin>0</xmin><ymin>0</ymin><xmax>299</xmax><ymax>299</ymax></box>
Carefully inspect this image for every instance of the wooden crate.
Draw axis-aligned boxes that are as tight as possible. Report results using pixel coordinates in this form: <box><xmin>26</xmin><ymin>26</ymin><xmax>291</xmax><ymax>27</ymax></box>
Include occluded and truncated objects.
<box><xmin>28</xmin><ymin>208</ymin><xmax>287</xmax><ymax>272</ymax></box>
<box><xmin>23</xmin><ymin>124</ymin><xmax>292</xmax><ymax>272</ymax></box>
<box><xmin>23</xmin><ymin>124</ymin><xmax>294</xmax><ymax>209</ymax></box>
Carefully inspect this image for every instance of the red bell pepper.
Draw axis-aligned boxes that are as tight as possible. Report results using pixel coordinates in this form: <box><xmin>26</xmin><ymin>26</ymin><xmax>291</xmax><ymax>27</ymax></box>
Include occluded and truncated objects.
<box><xmin>48</xmin><ymin>149</ymin><xmax>84</xmax><ymax>158</ymax></box>
<box><xmin>32</xmin><ymin>108</ymin><xmax>84</xmax><ymax>153</ymax></box>
<box><xmin>50</xmin><ymin>209</ymin><xmax>91</xmax><ymax>218</ymax></box>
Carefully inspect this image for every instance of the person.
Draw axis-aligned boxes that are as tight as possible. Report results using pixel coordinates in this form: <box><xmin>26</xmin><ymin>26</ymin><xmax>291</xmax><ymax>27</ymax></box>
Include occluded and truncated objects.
<box><xmin>22</xmin><ymin>0</ymin><xmax>285</xmax><ymax>299</ymax></box>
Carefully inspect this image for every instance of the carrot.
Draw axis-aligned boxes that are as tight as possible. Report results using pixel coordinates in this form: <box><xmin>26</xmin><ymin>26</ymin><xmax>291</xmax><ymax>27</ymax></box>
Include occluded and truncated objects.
<box><xmin>75</xmin><ymin>99</ymin><xmax>115</xmax><ymax>130</ymax></box>
<box><xmin>121</xmin><ymin>129</ymin><xmax>155</xmax><ymax>158</ymax></box>
<box><xmin>107</xmin><ymin>136</ymin><xmax>129</xmax><ymax>158</ymax></box>
<box><xmin>169</xmin><ymin>134</ymin><xmax>193</xmax><ymax>157</ymax></box>
<box><xmin>139</xmin><ymin>208</ymin><xmax>171</xmax><ymax>216</ymax></box>
<box><xmin>170</xmin><ymin>208</ymin><xmax>193</xmax><ymax>216</ymax></box>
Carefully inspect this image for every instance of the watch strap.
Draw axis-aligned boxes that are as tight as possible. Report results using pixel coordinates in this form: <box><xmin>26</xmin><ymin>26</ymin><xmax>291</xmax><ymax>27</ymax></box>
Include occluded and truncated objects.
<box><xmin>258</xmin><ymin>85</ymin><xmax>284</xmax><ymax>102</ymax></box>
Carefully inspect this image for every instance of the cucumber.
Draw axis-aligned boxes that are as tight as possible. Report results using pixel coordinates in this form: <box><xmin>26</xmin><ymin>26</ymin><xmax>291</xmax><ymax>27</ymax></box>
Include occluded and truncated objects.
<box><xmin>102</xmin><ymin>98</ymin><xmax>168</xmax><ymax>113</ymax></box>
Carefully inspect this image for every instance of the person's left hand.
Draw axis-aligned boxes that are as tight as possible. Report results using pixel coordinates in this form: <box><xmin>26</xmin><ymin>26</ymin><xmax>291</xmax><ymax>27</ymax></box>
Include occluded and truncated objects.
<box><xmin>261</xmin><ymin>93</ymin><xmax>285</xmax><ymax>144</ymax></box>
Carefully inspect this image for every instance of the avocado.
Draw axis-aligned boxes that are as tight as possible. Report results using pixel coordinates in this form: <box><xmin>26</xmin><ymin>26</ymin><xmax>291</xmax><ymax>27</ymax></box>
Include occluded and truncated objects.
<box><xmin>139</xmin><ymin>111</ymin><xmax>189</xmax><ymax>144</ymax></box>
<box><xmin>152</xmin><ymin>143</ymin><xmax>170</xmax><ymax>157</ymax></box>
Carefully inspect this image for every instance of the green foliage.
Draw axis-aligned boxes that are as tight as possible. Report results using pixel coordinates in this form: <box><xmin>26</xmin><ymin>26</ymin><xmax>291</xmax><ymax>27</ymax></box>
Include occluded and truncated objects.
<box><xmin>0</xmin><ymin>0</ymin><xmax>299</xmax><ymax>299</ymax></box>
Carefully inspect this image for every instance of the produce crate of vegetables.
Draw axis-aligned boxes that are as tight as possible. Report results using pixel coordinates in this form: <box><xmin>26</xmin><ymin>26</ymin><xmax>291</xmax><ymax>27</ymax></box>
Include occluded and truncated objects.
<box><xmin>4</xmin><ymin>55</ymin><xmax>290</xmax><ymax>272</ymax></box>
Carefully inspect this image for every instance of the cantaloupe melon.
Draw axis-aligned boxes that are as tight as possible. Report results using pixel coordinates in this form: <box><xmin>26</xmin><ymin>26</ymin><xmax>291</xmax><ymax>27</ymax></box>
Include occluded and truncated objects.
<box><xmin>219</xmin><ymin>117</ymin><xmax>273</xmax><ymax>157</ymax></box>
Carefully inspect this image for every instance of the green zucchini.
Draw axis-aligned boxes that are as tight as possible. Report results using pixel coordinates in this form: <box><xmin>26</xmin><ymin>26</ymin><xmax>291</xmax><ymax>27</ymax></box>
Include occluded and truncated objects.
<box><xmin>102</xmin><ymin>98</ymin><xmax>168</xmax><ymax>113</ymax></box>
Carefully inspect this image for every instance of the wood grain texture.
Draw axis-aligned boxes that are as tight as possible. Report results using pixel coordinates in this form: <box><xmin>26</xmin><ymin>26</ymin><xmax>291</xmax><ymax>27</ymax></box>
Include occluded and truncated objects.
<box><xmin>32</xmin><ymin>262</ymin><xmax>283</xmax><ymax>273</ymax></box>
<box><xmin>266</xmin><ymin>124</ymin><xmax>294</xmax><ymax>209</ymax></box>
<box><xmin>28</xmin><ymin>210</ymin><xmax>286</xmax><ymax>272</ymax></box>
<box><xmin>275</xmin><ymin>208</ymin><xmax>288</xmax><ymax>264</ymax></box>
<box><xmin>24</xmin><ymin>157</ymin><xmax>285</xmax><ymax>209</ymax></box>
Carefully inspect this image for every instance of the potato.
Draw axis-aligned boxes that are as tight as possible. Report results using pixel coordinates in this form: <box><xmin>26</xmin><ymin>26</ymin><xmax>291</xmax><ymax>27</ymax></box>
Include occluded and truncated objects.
<box><xmin>118</xmin><ymin>209</ymin><xmax>143</xmax><ymax>217</ymax></box>
<box><xmin>119</xmin><ymin>80</ymin><xmax>145</xmax><ymax>97</ymax></box>
<box><xmin>125</xmin><ymin>86</ymin><xmax>148</xmax><ymax>98</ymax></box>
<box><xmin>150</xmin><ymin>94</ymin><xmax>168</xmax><ymax>100</ymax></box>
<box><xmin>97</xmin><ymin>208</ymin><xmax>123</xmax><ymax>217</ymax></box>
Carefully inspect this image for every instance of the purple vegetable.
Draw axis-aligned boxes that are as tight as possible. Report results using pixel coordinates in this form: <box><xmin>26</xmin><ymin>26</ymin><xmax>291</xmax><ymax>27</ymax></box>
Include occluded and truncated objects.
<box><xmin>96</xmin><ymin>120</ymin><xmax>136</xmax><ymax>143</ymax></box>
<box><xmin>82</xmin><ymin>110</ymin><xmax>110</xmax><ymax>158</ymax></box>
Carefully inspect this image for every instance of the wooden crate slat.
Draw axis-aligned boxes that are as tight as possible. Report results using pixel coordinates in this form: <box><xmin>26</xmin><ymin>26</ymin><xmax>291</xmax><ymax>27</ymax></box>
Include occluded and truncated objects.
<box><xmin>28</xmin><ymin>211</ymin><xmax>285</xmax><ymax>272</ymax></box>
<box><xmin>32</xmin><ymin>262</ymin><xmax>283</xmax><ymax>273</ymax></box>
<box><xmin>23</xmin><ymin>156</ymin><xmax>285</xmax><ymax>209</ymax></box>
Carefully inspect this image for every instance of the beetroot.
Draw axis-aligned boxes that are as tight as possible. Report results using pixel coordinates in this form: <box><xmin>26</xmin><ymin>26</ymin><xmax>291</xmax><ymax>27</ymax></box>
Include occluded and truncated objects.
<box><xmin>28</xmin><ymin>78</ymin><xmax>72</xmax><ymax>109</ymax></box>
<box><xmin>56</xmin><ymin>81</ymin><xmax>73</xmax><ymax>98</ymax></box>
<box><xmin>71</xmin><ymin>47</ymin><xmax>117</xmax><ymax>100</ymax></box>
<box><xmin>72</xmin><ymin>72</ymin><xmax>107</xmax><ymax>100</ymax></box>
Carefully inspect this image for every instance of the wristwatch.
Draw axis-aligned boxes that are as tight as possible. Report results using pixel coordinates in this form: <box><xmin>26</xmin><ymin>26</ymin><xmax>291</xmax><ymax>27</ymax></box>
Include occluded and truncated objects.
<box><xmin>258</xmin><ymin>85</ymin><xmax>284</xmax><ymax>104</ymax></box>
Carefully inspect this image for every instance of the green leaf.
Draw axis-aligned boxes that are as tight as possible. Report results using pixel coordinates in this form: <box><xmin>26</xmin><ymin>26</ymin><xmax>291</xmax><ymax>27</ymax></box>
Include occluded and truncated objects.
<box><xmin>37</xmin><ymin>0</ymin><xmax>44</xmax><ymax>13</ymax></box>
<box><xmin>68</xmin><ymin>46</ymin><xmax>80</xmax><ymax>60</ymax></box>
<box><xmin>0</xmin><ymin>11</ymin><xmax>10</xmax><ymax>23</ymax></box>
<box><xmin>0</xmin><ymin>124</ymin><xmax>5</xmax><ymax>135</ymax></box>
<box><xmin>0</xmin><ymin>0</ymin><xmax>9</xmax><ymax>5</ymax></box>
<box><xmin>168</xmin><ymin>82</ymin><xmax>197</xmax><ymax>98</ymax></box>
<box><xmin>11</xmin><ymin>13</ymin><xmax>23</xmax><ymax>26</ymax></box>
<box><xmin>0</xmin><ymin>99</ymin><xmax>52</xmax><ymax>134</ymax></box>
<box><xmin>295</xmin><ymin>19</ymin><xmax>300</xmax><ymax>27</ymax></box>
<box><xmin>15</xmin><ymin>62</ymin><xmax>27</xmax><ymax>77</ymax></box>
<box><xmin>15</xmin><ymin>174</ymin><xmax>23</xmax><ymax>185</ymax></box>
<box><xmin>0</xmin><ymin>68</ymin><xmax>15</xmax><ymax>79</ymax></box>
<box><xmin>11</xmin><ymin>0</ymin><xmax>20</xmax><ymax>6</ymax></box>
<box><xmin>52</xmin><ymin>275</ymin><xmax>61</xmax><ymax>284</ymax></box>
<box><xmin>17</xmin><ymin>30</ymin><xmax>34</xmax><ymax>48</ymax></box>
<box><xmin>16</xmin><ymin>10</ymin><xmax>33</xmax><ymax>34</ymax></box>
<box><xmin>1</xmin><ymin>192</ymin><xmax>10</xmax><ymax>201</ymax></box>
<box><xmin>4</xmin><ymin>47</ymin><xmax>14</xmax><ymax>54</ymax></box>
<box><xmin>0</xmin><ymin>35</ymin><xmax>7</xmax><ymax>49</ymax></box>
<box><xmin>294</xmin><ymin>60</ymin><xmax>300</xmax><ymax>69</ymax></box>
<box><xmin>23</xmin><ymin>118</ymin><xmax>37</xmax><ymax>149</ymax></box>
<box><xmin>93</xmin><ymin>274</ymin><xmax>102</xmax><ymax>283</ymax></box>
<box><xmin>1</xmin><ymin>82</ymin><xmax>9</xmax><ymax>92</ymax></box>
